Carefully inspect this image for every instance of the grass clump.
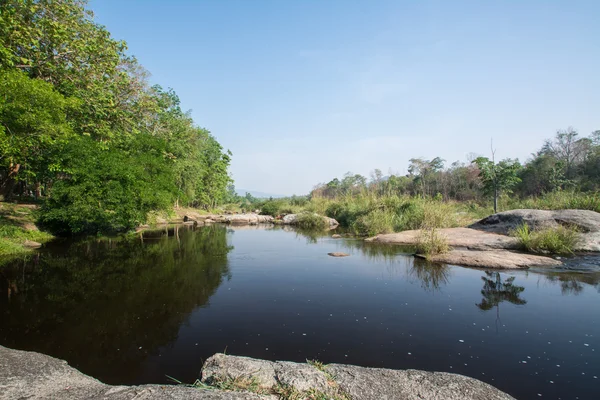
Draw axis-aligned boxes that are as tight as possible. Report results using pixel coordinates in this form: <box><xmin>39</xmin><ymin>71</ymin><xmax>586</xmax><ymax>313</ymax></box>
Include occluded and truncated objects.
<box><xmin>512</xmin><ymin>223</ymin><xmax>579</xmax><ymax>255</ymax></box>
<box><xmin>415</xmin><ymin>227</ymin><xmax>450</xmax><ymax>258</ymax></box>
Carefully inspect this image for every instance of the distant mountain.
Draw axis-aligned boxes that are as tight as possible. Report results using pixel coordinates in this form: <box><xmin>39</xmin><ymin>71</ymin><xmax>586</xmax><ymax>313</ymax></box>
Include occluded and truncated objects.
<box><xmin>236</xmin><ymin>189</ymin><xmax>287</xmax><ymax>199</ymax></box>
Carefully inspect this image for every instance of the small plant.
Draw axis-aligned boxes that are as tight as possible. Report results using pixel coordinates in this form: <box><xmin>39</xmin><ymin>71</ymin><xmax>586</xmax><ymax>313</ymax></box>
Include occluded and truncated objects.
<box><xmin>415</xmin><ymin>227</ymin><xmax>450</xmax><ymax>258</ymax></box>
<box><xmin>512</xmin><ymin>223</ymin><xmax>579</xmax><ymax>255</ymax></box>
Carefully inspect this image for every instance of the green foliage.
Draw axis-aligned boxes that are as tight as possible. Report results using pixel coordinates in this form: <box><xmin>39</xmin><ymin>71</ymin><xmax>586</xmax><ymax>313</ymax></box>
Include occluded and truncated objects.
<box><xmin>294</xmin><ymin>212</ymin><xmax>328</xmax><ymax>229</ymax></box>
<box><xmin>0</xmin><ymin>0</ymin><xmax>233</xmax><ymax>232</ymax></box>
<box><xmin>512</xmin><ymin>223</ymin><xmax>579</xmax><ymax>255</ymax></box>
<box><xmin>260</xmin><ymin>200</ymin><xmax>283</xmax><ymax>217</ymax></box>
<box><xmin>0</xmin><ymin>203</ymin><xmax>53</xmax><ymax>257</ymax></box>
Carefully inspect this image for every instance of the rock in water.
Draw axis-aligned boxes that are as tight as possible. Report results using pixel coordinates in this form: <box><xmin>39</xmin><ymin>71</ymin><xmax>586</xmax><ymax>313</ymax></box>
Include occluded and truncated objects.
<box><xmin>328</xmin><ymin>252</ymin><xmax>350</xmax><ymax>257</ymax></box>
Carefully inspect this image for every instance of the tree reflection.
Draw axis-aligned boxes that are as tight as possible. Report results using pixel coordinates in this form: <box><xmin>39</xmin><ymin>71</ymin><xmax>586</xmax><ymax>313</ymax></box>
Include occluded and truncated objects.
<box><xmin>408</xmin><ymin>258</ymin><xmax>451</xmax><ymax>292</ymax></box>
<box><xmin>477</xmin><ymin>272</ymin><xmax>526</xmax><ymax>331</ymax></box>
<box><xmin>542</xmin><ymin>271</ymin><xmax>600</xmax><ymax>295</ymax></box>
<box><xmin>0</xmin><ymin>224</ymin><xmax>232</xmax><ymax>384</ymax></box>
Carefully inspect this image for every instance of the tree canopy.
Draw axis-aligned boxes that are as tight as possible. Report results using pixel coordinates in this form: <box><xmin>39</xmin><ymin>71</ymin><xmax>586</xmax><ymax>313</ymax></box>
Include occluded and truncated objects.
<box><xmin>0</xmin><ymin>0</ymin><xmax>232</xmax><ymax>234</ymax></box>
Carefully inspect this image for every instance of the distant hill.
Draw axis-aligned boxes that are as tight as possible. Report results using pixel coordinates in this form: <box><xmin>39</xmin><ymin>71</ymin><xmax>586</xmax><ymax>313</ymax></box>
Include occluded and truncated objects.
<box><xmin>236</xmin><ymin>189</ymin><xmax>287</xmax><ymax>199</ymax></box>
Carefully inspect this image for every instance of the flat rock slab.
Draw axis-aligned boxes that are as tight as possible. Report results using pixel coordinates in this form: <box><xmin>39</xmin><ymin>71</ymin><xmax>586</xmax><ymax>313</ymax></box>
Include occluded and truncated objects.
<box><xmin>0</xmin><ymin>346</ymin><xmax>275</xmax><ymax>400</ymax></box>
<box><xmin>420</xmin><ymin>249</ymin><xmax>562</xmax><ymax>269</ymax></box>
<box><xmin>366</xmin><ymin>227</ymin><xmax>519</xmax><ymax>251</ymax></box>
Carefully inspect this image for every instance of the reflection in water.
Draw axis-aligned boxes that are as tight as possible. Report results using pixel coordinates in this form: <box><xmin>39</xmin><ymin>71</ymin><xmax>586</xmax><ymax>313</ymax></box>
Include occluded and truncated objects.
<box><xmin>542</xmin><ymin>271</ymin><xmax>600</xmax><ymax>295</ymax></box>
<box><xmin>408</xmin><ymin>258</ymin><xmax>451</xmax><ymax>292</ymax></box>
<box><xmin>477</xmin><ymin>272</ymin><xmax>527</xmax><ymax>311</ymax></box>
<box><xmin>0</xmin><ymin>224</ymin><xmax>232</xmax><ymax>383</ymax></box>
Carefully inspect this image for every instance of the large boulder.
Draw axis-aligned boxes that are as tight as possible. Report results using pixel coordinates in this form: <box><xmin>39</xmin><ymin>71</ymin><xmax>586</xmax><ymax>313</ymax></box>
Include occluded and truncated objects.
<box><xmin>470</xmin><ymin>209</ymin><xmax>600</xmax><ymax>251</ymax></box>
<box><xmin>223</xmin><ymin>214</ymin><xmax>274</xmax><ymax>225</ymax></box>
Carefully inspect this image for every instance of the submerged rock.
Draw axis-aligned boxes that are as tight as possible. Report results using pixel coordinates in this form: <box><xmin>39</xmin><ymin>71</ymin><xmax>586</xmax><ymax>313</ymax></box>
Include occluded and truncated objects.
<box><xmin>328</xmin><ymin>252</ymin><xmax>350</xmax><ymax>257</ymax></box>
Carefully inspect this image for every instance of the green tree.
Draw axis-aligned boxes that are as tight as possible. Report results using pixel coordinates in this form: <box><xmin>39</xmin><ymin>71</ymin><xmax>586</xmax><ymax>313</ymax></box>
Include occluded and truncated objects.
<box><xmin>0</xmin><ymin>70</ymin><xmax>74</xmax><ymax>199</ymax></box>
<box><xmin>473</xmin><ymin>157</ymin><xmax>522</xmax><ymax>213</ymax></box>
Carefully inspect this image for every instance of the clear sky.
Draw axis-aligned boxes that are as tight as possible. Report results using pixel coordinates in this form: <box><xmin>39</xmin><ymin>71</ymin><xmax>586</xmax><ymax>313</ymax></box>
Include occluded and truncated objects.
<box><xmin>89</xmin><ymin>0</ymin><xmax>599</xmax><ymax>196</ymax></box>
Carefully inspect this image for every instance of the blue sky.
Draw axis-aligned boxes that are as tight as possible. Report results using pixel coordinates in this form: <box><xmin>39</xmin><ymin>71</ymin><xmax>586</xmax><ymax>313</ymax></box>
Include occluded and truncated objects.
<box><xmin>89</xmin><ymin>0</ymin><xmax>600</xmax><ymax>195</ymax></box>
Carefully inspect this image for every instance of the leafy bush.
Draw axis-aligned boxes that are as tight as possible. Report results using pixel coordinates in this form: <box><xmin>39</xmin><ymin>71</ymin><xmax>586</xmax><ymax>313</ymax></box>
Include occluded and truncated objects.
<box><xmin>512</xmin><ymin>223</ymin><xmax>579</xmax><ymax>255</ymax></box>
<box><xmin>260</xmin><ymin>200</ymin><xmax>283</xmax><ymax>217</ymax></box>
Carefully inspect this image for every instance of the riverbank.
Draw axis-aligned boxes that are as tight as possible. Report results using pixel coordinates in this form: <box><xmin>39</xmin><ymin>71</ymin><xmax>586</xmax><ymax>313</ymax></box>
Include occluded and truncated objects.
<box><xmin>0</xmin><ymin>203</ymin><xmax>53</xmax><ymax>258</ymax></box>
<box><xmin>0</xmin><ymin>345</ymin><xmax>514</xmax><ymax>400</ymax></box>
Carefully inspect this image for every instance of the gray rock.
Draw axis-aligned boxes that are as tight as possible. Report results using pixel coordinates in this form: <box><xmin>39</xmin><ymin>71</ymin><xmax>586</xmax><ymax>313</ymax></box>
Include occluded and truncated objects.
<box><xmin>274</xmin><ymin>361</ymin><xmax>331</xmax><ymax>393</ymax></box>
<box><xmin>0</xmin><ymin>346</ymin><xmax>274</xmax><ymax>400</ymax></box>
<box><xmin>332</xmin><ymin>234</ymin><xmax>342</xmax><ymax>238</ymax></box>
<box><xmin>470</xmin><ymin>209</ymin><xmax>600</xmax><ymax>251</ymax></box>
<box><xmin>419</xmin><ymin>249</ymin><xmax>562</xmax><ymax>269</ymax></box>
<box><xmin>22</xmin><ymin>239</ymin><xmax>42</xmax><ymax>248</ymax></box>
<box><xmin>328</xmin><ymin>364</ymin><xmax>515</xmax><ymax>400</ymax></box>
<box><xmin>202</xmin><ymin>353</ymin><xmax>278</xmax><ymax>389</ymax></box>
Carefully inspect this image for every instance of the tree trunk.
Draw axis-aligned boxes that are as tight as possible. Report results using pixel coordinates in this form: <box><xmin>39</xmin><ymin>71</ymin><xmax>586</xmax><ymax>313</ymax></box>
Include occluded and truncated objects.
<box><xmin>493</xmin><ymin>186</ymin><xmax>498</xmax><ymax>214</ymax></box>
<box><xmin>0</xmin><ymin>163</ymin><xmax>21</xmax><ymax>200</ymax></box>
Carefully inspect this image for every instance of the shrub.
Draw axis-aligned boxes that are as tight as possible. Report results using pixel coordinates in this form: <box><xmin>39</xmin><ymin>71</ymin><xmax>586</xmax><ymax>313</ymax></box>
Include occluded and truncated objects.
<box><xmin>260</xmin><ymin>200</ymin><xmax>282</xmax><ymax>217</ymax></box>
<box><xmin>512</xmin><ymin>223</ymin><xmax>579</xmax><ymax>255</ymax></box>
<box><xmin>294</xmin><ymin>212</ymin><xmax>328</xmax><ymax>229</ymax></box>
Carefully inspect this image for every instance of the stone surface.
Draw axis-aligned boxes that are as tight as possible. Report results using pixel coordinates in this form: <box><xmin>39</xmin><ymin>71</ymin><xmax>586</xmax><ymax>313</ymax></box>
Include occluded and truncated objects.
<box><xmin>0</xmin><ymin>347</ymin><xmax>514</xmax><ymax>400</ymax></box>
<box><xmin>327</xmin><ymin>364</ymin><xmax>515</xmax><ymax>400</ymax></box>
<box><xmin>419</xmin><ymin>249</ymin><xmax>562</xmax><ymax>269</ymax></box>
<box><xmin>282</xmin><ymin>213</ymin><xmax>339</xmax><ymax>228</ymax></box>
<box><xmin>0</xmin><ymin>346</ymin><xmax>274</xmax><ymax>400</ymax></box>
<box><xmin>22</xmin><ymin>239</ymin><xmax>42</xmax><ymax>248</ymax></box>
<box><xmin>366</xmin><ymin>227</ymin><xmax>519</xmax><ymax>250</ymax></box>
<box><xmin>201</xmin><ymin>354</ymin><xmax>514</xmax><ymax>400</ymax></box>
<box><xmin>328</xmin><ymin>252</ymin><xmax>350</xmax><ymax>257</ymax></box>
<box><xmin>223</xmin><ymin>214</ymin><xmax>274</xmax><ymax>225</ymax></box>
<box><xmin>332</xmin><ymin>234</ymin><xmax>342</xmax><ymax>238</ymax></box>
<box><xmin>470</xmin><ymin>209</ymin><xmax>600</xmax><ymax>251</ymax></box>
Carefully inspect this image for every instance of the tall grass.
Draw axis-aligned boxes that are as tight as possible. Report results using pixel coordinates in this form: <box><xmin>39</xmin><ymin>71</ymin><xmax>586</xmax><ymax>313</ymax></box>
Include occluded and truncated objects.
<box><xmin>415</xmin><ymin>228</ymin><xmax>450</xmax><ymax>258</ymax></box>
<box><xmin>294</xmin><ymin>212</ymin><xmax>328</xmax><ymax>229</ymax></box>
<box><xmin>505</xmin><ymin>191</ymin><xmax>600</xmax><ymax>213</ymax></box>
<box><xmin>313</xmin><ymin>193</ymin><xmax>483</xmax><ymax>236</ymax></box>
<box><xmin>511</xmin><ymin>223</ymin><xmax>579</xmax><ymax>255</ymax></box>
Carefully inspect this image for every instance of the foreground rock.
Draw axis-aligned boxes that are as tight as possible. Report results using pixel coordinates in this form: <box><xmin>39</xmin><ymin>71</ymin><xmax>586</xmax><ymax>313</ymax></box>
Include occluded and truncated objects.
<box><xmin>282</xmin><ymin>213</ymin><xmax>339</xmax><ymax>228</ymax></box>
<box><xmin>0</xmin><ymin>346</ymin><xmax>273</xmax><ymax>400</ymax></box>
<box><xmin>419</xmin><ymin>249</ymin><xmax>562</xmax><ymax>269</ymax></box>
<box><xmin>366</xmin><ymin>227</ymin><xmax>519</xmax><ymax>251</ymax></box>
<box><xmin>0</xmin><ymin>346</ymin><xmax>514</xmax><ymax>400</ymax></box>
<box><xmin>202</xmin><ymin>353</ymin><xmax>514</xmax><ymax>400</ymax></box>
<box><xmin>470</xmin><ymin>209</ymin><xmax>600</xmax><ymax>251</ymax></box>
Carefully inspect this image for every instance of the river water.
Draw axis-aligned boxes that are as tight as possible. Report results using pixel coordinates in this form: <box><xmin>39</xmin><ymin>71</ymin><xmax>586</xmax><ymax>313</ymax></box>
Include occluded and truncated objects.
<box><xmin>0</xmin><ymin>224</ymin><xmax>598</xmax><ymax>399</ymax></box>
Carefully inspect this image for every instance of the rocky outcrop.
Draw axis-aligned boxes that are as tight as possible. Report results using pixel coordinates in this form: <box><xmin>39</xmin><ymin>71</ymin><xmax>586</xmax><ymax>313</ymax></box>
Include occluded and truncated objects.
<box><xmin>0</xmin><ymin>346</ymin><xmax>514</xmax><ymax>400</ymax></box>
<box><xmin>282</xmin><ymin>213</ymin><xmax>339</xmax><ymax>228</ymax></box>
<box><xmin>470</xmin><ymin>209</ymin><xmax>600</xmax><ymax>251</ymax></box>
<box><xmin>418</xmin><ymin>249</ymin><xmax>562</xmax><ymax>269</ymax></box>
<box><xmin>222</xmin><ymin>214</ymin><xmax>274</xmax><ymax>225</ymax></box>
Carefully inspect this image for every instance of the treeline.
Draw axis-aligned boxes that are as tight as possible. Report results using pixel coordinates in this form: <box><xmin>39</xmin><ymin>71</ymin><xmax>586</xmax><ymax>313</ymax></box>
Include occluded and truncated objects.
<box><xmin>312</xmin><ymin>128</ymin><xmax>600</xmax><ymax>204</ymax></box>
<box><xmin>0</xmin><ymin>0</ymin><xmax>233</xmax><ymax>234</ymax></box>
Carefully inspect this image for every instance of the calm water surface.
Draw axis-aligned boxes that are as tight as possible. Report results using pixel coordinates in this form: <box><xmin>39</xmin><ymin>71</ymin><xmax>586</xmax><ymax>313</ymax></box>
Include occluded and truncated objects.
<box><xmin>1</xmin><ymin>225</ymin><xmax>599</xmax><ymax>400</ymax></box>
